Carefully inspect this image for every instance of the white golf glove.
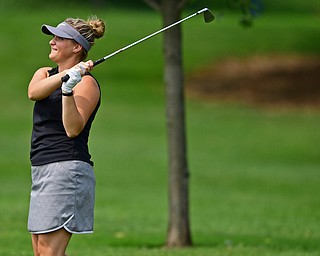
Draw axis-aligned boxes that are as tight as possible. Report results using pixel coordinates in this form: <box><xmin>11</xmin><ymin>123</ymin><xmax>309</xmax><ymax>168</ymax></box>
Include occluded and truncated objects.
<box><xmin>61</xmin><ymin>68</ymin><xmax>82</xmax><ymax>94</ymax></box>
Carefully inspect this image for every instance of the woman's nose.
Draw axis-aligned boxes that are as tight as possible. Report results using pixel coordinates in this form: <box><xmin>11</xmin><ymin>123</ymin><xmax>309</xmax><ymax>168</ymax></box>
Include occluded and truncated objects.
<box><xmin>50</xmin><ymin>36</ymin><xmax>56</xmax><ymax>45</ymax></box>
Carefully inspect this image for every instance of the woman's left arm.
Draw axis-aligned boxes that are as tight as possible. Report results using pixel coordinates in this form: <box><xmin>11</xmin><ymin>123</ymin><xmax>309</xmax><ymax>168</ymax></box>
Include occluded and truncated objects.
<box><xmin>62</xmin><ymin>75</ymin><xmax>100</xmax><ymax>138</ymax></box>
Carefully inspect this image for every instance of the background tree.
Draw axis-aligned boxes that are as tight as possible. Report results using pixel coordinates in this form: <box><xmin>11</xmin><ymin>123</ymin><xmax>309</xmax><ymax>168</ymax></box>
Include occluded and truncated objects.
<box><xmin>143</xmin><ymin>0</ymin><xmax>191</xmax><ymax>247</ymax></box>
<box><xmin>143</xmin><ymin>0</ymin><xmax>258</xmax><ymax>248</ymax></box>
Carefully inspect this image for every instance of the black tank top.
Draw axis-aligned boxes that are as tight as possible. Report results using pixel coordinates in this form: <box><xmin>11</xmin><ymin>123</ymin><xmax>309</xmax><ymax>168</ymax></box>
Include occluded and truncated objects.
<box><xmin>30</xmin><ymin>67</ymin><xmax>100</xmax><ymax>166</ymax></box>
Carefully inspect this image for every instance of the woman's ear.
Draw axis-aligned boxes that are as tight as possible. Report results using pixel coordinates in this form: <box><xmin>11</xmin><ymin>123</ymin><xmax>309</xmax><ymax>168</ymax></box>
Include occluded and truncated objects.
<box><xmin>73</xmin><ymin>43</ymin><xmax>83</xmax><ymax>54</ymax></box>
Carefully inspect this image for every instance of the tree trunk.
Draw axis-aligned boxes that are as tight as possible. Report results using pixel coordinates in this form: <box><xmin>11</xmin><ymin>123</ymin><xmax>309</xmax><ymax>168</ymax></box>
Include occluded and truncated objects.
<box><xmin>161</xmin><ymin>0</ymin><xmax>192</xmax><ymax>247</ymax></box>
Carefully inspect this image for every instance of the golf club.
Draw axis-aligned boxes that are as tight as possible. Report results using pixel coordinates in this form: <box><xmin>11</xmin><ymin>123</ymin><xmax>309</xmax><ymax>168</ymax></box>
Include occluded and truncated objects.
<box><xmin>61</xmin><ymin>7</ymin><xmax>214</xmax><ymax>82</ymax></box>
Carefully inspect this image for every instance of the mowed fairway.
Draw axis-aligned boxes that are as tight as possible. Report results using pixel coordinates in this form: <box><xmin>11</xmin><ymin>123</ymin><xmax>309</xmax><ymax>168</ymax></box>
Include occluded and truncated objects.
<box><xmin>0</xmin><ymin>2</ymin><xmax>320</xmax><ymax>256</ymax></box>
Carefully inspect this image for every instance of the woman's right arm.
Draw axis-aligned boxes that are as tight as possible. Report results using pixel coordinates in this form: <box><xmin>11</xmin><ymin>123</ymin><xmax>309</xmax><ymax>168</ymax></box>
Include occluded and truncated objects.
<box><xmin>28</xmin><ymin>67</ymin><xmax>68</xmax><ymax>101</ymax></box>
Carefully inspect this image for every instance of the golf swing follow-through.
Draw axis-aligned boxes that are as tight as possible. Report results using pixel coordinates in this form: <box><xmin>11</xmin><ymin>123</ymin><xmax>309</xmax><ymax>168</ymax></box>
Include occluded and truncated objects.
<box><xmin>61</xmin><ymin>7</ymin><xmax>214</xmax><ymax>82</ymax></box>
<box><xmin>27</xmin><ymin>8</ymin><xmax>213</xmax><ymax>255</ymax></box>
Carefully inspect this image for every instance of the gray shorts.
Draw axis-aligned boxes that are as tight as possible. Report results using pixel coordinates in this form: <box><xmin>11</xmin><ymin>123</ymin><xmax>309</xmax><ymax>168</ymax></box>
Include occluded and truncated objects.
<box><xmin>28</xmin><ymin>161</ymin><xmax>96</xmax><ymax>234</ymax></box>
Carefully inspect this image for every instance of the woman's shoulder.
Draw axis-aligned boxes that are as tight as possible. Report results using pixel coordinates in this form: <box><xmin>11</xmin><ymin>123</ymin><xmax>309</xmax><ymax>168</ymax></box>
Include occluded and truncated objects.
<box><xmin>34</xmin><ymin>66</ymin><xmax>55</xmax><ymax>76</ymax></box>
<box><xmin>37</xmin><ymin>66</ymin><xmax>54</xmax><ymax>72</ymax></box>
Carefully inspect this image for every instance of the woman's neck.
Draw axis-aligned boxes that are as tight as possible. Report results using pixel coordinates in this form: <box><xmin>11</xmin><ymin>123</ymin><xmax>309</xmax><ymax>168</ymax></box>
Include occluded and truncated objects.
<box><xmin>57</xmin><ymin>58</ymin><xmax>82</xmax><ymax>72</ymax></box>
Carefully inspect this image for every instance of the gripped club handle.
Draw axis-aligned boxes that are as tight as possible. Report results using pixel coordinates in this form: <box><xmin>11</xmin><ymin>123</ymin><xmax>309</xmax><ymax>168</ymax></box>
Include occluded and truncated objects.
<box><xmin>61</xmin><ymin>74</ymin><xmax>70</xmax><ymax>82</ymax></box>
<box><xmin>60</xmin><ymin>58</ymin><xmax>106</xmax><ymax>82</ymax></box>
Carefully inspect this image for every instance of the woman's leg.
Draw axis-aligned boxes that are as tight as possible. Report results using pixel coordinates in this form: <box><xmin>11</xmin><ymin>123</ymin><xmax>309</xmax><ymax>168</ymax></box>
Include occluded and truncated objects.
<box><xmin>31</xmin><ymin>228</ymin><xmax>72</xmax><ymax>256</ymax></box>
<box><xmin>31</xmin><ymin>234</ymin><xmax>39</xmax><ymax>256</ymax></box>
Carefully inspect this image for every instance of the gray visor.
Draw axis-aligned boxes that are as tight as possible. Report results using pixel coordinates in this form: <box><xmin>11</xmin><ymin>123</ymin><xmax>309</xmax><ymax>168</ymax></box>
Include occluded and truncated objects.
<box><xmin>42</xmin><ymin>22</ymin><xmax>91</xmax><ymax>52</ymax></box>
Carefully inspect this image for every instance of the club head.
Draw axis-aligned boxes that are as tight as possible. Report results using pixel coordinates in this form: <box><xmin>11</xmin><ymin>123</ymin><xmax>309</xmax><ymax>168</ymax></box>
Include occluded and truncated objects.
<box><xmin>198</xmin><ymin>8</ymin><xmax>214</xmax><ymax>23</ymax></box>
<box><xmin>203</xmin><ymin>8</ymin><xmax>215</xmax><ymax>23</ymax></box>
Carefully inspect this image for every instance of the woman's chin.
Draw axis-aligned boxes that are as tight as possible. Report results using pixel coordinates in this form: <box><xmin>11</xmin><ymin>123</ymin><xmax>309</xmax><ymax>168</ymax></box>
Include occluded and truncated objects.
<box><xmin>49</xmin><ymin>53</ymin><xmax>57</xmax><ymax>62</ymax></box>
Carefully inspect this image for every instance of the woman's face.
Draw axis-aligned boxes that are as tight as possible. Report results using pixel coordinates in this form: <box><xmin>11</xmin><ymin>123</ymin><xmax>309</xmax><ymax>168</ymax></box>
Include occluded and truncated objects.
<box><xmin>49</xmin><ymin>36</ymin><xmax>77</xmax><ymax>63</ymax></box>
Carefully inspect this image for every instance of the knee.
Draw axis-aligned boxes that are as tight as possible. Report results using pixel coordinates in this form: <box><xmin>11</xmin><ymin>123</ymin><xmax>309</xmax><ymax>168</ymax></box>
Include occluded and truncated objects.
<box><xmin>35</xmin><ymin>229</ymin><xmax>71</xmax><ymax>256</ymax></box>
<box><xmin>37</xmin><ymin>243</ymin><xmax>53</xmax><ymax>256</ymax></box>
<box><xmin>37</xmin><ymin>239</ymin><xmax>61</xmax><ymax>256</ymax></box>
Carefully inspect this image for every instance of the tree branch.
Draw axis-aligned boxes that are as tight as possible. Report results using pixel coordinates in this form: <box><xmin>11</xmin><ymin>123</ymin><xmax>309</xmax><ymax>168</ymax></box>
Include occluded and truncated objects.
<box><xmin>143</xmin><ymin>0</ymin><xmax>161</xmax><ymax>12</ymax></box>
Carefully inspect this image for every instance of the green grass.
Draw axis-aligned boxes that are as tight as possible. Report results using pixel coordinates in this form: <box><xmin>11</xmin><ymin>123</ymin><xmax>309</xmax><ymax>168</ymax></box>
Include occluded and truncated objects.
<box><xmin>0</xmin><ymin>3</ymin><xmax>320</xmax><ymax>256</ymax></box>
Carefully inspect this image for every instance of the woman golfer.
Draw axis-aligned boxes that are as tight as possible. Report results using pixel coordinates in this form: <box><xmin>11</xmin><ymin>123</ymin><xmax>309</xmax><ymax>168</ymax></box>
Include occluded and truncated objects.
<box><xmin>27</xmin><ymin>16</ymin><xmax>105</xmax><ymax>255</ymax></box>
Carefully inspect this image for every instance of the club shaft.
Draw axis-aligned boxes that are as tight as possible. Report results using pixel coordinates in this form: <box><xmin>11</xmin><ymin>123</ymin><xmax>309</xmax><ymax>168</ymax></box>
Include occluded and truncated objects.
<box><xmin>61</xmin><ymin>8</ymin><xmax>210</xmax><ymax>82</ymax></box>
<box><xmin>94</xmin><ymin>8</ymin><xmax>209</xmax><ymax>66</ymax></box>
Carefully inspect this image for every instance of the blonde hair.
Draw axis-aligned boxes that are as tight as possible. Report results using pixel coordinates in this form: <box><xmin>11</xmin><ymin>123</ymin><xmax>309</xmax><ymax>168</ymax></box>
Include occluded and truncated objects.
<box><xmin>65</xmin><ymin>16</ymin><xmax>106</xmax><ymax>59</ymax></box>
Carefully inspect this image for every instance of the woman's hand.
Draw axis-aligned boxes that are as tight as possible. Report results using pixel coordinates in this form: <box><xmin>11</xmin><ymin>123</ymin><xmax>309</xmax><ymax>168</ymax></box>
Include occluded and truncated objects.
<box><xmin>74</xmin><ymin>60</ymin><xmax>94</xmax><ymax>76</ymax></box>
<box><xmin>61</xmin><ymin>61</ymin><xmax>94</xmax><ymax>93</ymax></box>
